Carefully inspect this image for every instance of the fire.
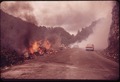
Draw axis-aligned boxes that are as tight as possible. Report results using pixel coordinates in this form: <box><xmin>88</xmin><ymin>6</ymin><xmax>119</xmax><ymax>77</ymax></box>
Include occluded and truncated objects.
<box><xmin>32</xmin><ymin>41</ymin><xmax>39</xmax><ymax>52</ymax></box>
<box><xmin>29</xmin><ymin>40</ymin><xmax>40</xmax><ymax>54</ymax></box>
<box><xmin>23</xmin><ymin>39</ymin><xmax>52</xmax><ymax>58</ymax></box>
<box><xmin>43</xmin><ymin>39</ymin><xmax>51</xmax><ymax>50</ymax></box>
<box><xmin>29</xmin><ymin>47</ymin><xmax>33</xmax><ymax>54</ymax></box>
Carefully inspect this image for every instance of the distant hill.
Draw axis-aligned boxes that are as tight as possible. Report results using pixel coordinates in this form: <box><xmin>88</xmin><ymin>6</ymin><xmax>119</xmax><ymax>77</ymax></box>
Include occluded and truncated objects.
<box><xmin>1</xmin><ymin>9</ymin><xmax>73</xmax><ymax>52</ymax></box>
<box><xmin>75</xmin><ymin>19</ymin><xmax>101</xmax><ymax>42</ymax></box>
<box><xmin>1</xmin><ymin>9</ymin><xmax>99</xmax><ymax>52</ymax></box>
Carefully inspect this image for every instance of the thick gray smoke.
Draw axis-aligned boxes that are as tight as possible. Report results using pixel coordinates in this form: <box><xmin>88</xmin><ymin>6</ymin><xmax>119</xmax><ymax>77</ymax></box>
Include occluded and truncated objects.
<box><xmin>46</xmin><ymin>34</ymin><xmax>61</xmax><ymax>49</ymax></box>
<box><xmin>1</xmin><ymin>1</ymin><xmax>38</xmax><ymax>25</ymax></box>
<box><xmin>70</xmin><ymin>16</ymin><xmax>113</xmax><ymax>50</ymax></box>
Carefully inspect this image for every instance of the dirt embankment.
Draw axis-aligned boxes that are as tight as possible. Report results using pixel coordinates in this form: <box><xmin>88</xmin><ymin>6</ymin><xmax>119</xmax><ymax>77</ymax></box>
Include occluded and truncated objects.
<box><xmin>105</xmin><ymin>2</ymin><xmax>119</xmax><ymax>62</ymax></box>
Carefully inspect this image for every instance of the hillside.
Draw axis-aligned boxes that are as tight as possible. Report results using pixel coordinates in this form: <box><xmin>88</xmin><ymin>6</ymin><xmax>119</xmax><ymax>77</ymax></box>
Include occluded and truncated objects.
<box><xmin>106</xmin><ymin>2</ymin><xmax>119</xmax><ymax>61</ymax></box>
<box><xmin>75</xmin><ymin>19</ymin><xmax>101</xmax><ymax>42</ymax></box>
<box><xmin>1</xmin><ymin>9</ymin><xmax>38</xmax><ymax>53</ymax></box>
<box><xmin>1</xmin><ymin>9</ymin><xmax>98</xmax><ymax>51</ymax></box>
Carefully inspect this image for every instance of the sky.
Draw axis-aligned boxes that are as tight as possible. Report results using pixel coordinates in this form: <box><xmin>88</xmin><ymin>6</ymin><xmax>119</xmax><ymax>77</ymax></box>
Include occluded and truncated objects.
<box><xmin>1</xmin><ymin>1</ymin><xmax>116</xmax><ymax>49</ymax></box>
<box><xmin>1</xmin><ymin>1</ymin><xmax>115</xmax><ymax>35</ymax></box>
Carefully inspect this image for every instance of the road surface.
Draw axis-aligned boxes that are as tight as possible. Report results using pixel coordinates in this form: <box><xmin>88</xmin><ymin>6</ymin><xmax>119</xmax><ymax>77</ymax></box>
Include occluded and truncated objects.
<box><xmin>1</xmin><ymin>48</ymin><xmax>119</xmax><ymax>80</ymax></box>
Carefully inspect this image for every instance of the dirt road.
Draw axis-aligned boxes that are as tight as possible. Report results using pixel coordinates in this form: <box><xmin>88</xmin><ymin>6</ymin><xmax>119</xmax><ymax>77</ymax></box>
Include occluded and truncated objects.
<box><xmin>1</xmin><ymin>48</ymin><xmax>119</xmax><ymax>80</ymax></box>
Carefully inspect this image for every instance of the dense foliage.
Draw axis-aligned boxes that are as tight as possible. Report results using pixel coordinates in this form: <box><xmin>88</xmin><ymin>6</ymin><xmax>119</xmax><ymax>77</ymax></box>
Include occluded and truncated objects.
<box><xmin>0</xmin><ymin>47</ymin><xmax>24</xmax><ymax>67</ymax></box>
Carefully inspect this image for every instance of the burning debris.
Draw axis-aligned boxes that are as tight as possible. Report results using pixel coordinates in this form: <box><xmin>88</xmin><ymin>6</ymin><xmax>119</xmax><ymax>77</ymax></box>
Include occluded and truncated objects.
<box><xmin>0</xmin><ymin>39</ymin><xmax>62</xmax><ymax>68</ymax></box>
<box><xmin>22</xmin><ymin>39</ymin><xmax>59</xmax><ymax>60</ymax></box>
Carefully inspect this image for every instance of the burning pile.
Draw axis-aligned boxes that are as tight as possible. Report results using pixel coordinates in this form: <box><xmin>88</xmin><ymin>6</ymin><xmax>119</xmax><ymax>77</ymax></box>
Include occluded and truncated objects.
<box><xmin>23</xmin><ymin>39</ymin><xmax>56</xmax><ymax>59</ymax></box>
<box><xmin>1</xmin><ymin>38</ymin><xmax>66</xmax><ymax>67</ymax></box>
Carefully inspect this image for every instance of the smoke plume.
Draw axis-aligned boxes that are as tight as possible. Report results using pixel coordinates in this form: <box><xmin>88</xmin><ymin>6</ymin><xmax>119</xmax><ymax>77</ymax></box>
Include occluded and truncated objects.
<box><xmin>70</xmin><ymin>16</ymin><xmax>113</xmax><ymax>50</ymax></box>
<box><xmin>1</xmin><ymin>1</ymin><xmax>38</xmax><ymax>25</ymax></box>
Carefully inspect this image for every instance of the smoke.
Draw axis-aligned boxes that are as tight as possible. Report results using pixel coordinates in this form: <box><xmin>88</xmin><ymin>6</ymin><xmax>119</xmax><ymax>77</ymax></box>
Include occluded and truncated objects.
<box><xmin>77</xmin><ymin>3</ymin><xmax>115</xmax><ymax>50</ymax></box>
<box><xmin>1</xmin><ymin>1</ymin><xmax>38</xmax><ymax>25</ymax></box>
<box><xmin>45</xmin><ymin>33</ymin><xmax>61</xmax><ymax>49</ymax></box>
<box><xmin>70</xmin><ymin>16</ymin><xmax>113</xmax><ymax>50</ymax></box>
<box><xmin>1</xmin><ymin>1</ymin><xmax>115</xmax><ymax>50</ymax></box>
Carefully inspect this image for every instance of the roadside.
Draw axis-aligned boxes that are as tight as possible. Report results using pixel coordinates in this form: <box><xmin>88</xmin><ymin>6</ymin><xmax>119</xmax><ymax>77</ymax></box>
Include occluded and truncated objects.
<box><xmin>95</xmin><ymin>50</ymin><xmax>119</xmax><ymax>63</ymax></box>
<box><xmin>1</xmin><ymin>48</ymin><xmax>119</xmax><ymax>79</ymax></box>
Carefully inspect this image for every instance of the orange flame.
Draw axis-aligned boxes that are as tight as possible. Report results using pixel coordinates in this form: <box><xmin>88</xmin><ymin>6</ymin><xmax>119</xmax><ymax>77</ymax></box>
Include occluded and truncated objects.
<box><xmin>29</xmin><ymin>40</ymin><xmax>40</xmax><ymax>54</ymax></box>
<box><xmin>29</xmin><ymin>46</ymin><xmax>34</xmax><ymax>54</ymax></box>
<box><xmin>23</xmin><ymin>40</ymin><xmax>51</xmax><ymax>55</ymax></box>
<box><xmin>32</xmin><ymin>41</ymin><xmax>39</xmax><ymax>52</ymax></box>
<box><xmin>43</xmin><ymin>40</ymin><xmax>51</xmax><ymax>50</ymax></box>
